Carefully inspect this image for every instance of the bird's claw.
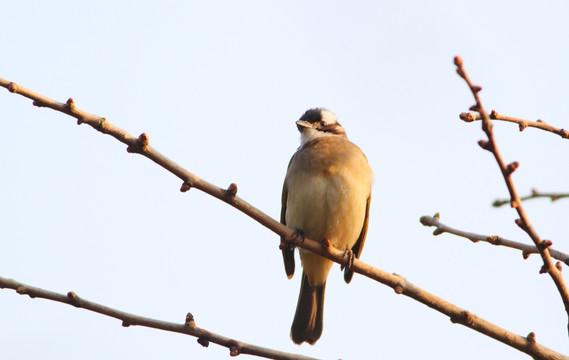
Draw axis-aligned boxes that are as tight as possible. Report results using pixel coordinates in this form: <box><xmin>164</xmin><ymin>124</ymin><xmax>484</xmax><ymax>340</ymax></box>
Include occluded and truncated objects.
<box><xmin>340</xmin><ymin>249</ymin><xmax>355</xmax><ymax>271</ymax></box>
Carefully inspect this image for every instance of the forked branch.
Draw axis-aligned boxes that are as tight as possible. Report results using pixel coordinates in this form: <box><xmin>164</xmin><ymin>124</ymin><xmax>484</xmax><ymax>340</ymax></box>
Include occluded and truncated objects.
<box><xmin>493</xmin><ymin>189</ymin><xmax>569</xmax><ymax>207</ymax></box>
<box><xmin>1</xmin><ymin>76</ymin><xmax>567</xmax><ymax>359</ymax></box>
<box><xmin>0</xmin><ymin>277</ymin><xmax>316</xmax><ymax>360</ymax></box>
<box><xmin>454</xmin><ymin>56</ymin><xmax>569</xmax><ymax>334</ymax></box>
<box><xmin>460</xmin><ymin>111</ymin><xmax>569</xmax><ymax>139</ymax></box>
<box><xmin>420</xmin><ymin>214</ymin><xmax>569</xmax><ymax>265</ymax></box>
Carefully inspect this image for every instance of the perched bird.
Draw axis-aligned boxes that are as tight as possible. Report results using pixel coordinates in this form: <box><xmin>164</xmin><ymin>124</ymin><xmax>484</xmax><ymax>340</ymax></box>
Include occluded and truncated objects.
<box><xmin>280</xmin><ymin>108</ymin><xmax>373</xmax><ymax>345</ymax></box>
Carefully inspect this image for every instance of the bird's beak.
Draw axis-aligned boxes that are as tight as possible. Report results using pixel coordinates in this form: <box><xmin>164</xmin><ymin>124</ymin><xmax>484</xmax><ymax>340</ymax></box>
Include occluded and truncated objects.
<box><xmin>296</xmin><ymin>120</ymin><xmax>311</xmax><ymax>132</ymax></box>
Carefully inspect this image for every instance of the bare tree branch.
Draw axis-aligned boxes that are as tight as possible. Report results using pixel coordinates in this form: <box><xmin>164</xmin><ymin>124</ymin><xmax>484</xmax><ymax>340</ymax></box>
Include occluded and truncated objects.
<box><xmin>1</xmin><ymin>76</ymin><xmax>568</xmax><ymax>359</ymax></box>
<box><xmin>460</xmin><ymin>111</ymin><xmax>569</xmax><ymax>139</ymax></box>
<box><xmin>454</xmin><ymin>56</ymin><xmax>569</xmax><ymax>335</ymax></box>
<box><xmin>493</xmin><ymin>189</ymin><xmax>569</xmax><ymax>207</ymax></box>
<box><xmin>420</xmin><ymin>214</ymin><xmax>569</xmax><ymax>265</ymax></box>
<box><xmin>0</xmin><ymin>277</ymin><xmax>316</xmax><ymax>360</ymax></box>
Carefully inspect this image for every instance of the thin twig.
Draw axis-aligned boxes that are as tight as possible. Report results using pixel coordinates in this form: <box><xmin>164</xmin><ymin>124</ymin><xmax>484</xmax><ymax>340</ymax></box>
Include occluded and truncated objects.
<box><xmin>454</xmin><ymin>57</ymin><xmax>569</xmax><ymax>335</ymax></box>
<box><xmin>460</xmin><ymin>111</ymin><xmax>569</xmax><ymax>139</ymax></box>
<box><xmin>0</xmin><ymin>277</ymin><xmax>316</xmax><ymax>360</ymax></box>
<box><xmin>1</xmin><ymin>77</ymin><xmax>568</xmax><ymax>360</ymax></box>
<box><xmin>493</xmin><ymin>189</ymin><xmax>569</xmax><ymax>207</ymax></box>
<box><xmin>420</xmin><ymin>213</ymin><xmax>569</xmax><ymax>265</ymax></box>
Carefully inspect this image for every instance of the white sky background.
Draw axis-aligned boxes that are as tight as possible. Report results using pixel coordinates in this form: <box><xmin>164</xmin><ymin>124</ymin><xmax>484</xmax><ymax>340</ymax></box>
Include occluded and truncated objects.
<box><xmin>2</xmin><ymin>1</ymin><xmax>569</xmax><ymax>359</ymax></box>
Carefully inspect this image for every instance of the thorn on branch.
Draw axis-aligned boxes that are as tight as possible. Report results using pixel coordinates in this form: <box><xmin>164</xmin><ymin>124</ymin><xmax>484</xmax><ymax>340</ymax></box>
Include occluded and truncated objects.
<box><xmin>522</xmin><ymin>251</ymin><xmax>530</xmax><ymax>260</ymax></box>
<box><xmin>122</xmin><ymin>320</ymin><xmax>131</xmax><ymax>327</ymax></box>
<box><xmin>556</xmin><ymin>262</ymin><xmax>563</xmax><ymax>272</ymax></box>
<box><xmin>539</xmin><ymin>264</ymin><xmax>549</xmax><ymax>274</ymax></box>
<box><xmin>185</xmin><ymin>312</ymin><xmax>196</xmax><ymax>328</ymax></box>
<box><xmin>180</xmin><ymin>182</ymin><xmax>192</xmax><ymax>192</ymax></box>
<box><xmin>226</xmin><ymin>183</ymin><xmax>238</xmax><ymax>198</ymax></box>
<box><xmin>471</xmin><ymin>86</ymin><xmax>482</xmax><ymax>93</ymax></box>
<box><xmin>197</xmin><ymin>336</ymin><xmax>210</xmax><ymax>348</ymax></box>
<box><xmin>434</xmin><ymin>212</ymin><xmax>440</xmax><ymax>220</ymax></box>
<box><xmin>469</xmin><ymin>105</ymin><xmax>480</xmax><ymax>112</ymax></box>
<box><xmin>518</xmin><ymin>122</ymin><xmax>528</xmax><ymax>132</ymax></box>
<box><xmin>489</xmin><ymin>109</ymin><xmax>498</xmax><ymax>119</ymax></box>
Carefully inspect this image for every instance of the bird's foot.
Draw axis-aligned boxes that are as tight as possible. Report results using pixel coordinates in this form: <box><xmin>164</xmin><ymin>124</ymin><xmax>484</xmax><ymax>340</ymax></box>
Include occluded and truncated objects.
<box><xmin>292</xmin><ymin>229</ymin><xmax>305</xmax><ymax>245</ymax></box>
<box><xmin>340</xmin><ymin>248</ymin><xmax>355</xmax><ymax>271</ymax></box>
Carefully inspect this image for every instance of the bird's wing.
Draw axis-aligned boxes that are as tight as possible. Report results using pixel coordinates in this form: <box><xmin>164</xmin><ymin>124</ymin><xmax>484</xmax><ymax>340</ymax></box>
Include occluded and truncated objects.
<box><xmin>344</xmin><ymin>195</ymin><xmax>371</xmax><ymax>284</ymax></box>
<box><xmin>281</xmin><ymin>176</ymin><xmax>295</xmax><ymax>279</ymax></box>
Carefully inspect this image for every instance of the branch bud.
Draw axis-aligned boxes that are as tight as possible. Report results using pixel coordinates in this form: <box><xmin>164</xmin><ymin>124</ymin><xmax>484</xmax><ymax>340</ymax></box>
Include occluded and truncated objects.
<box><xmin>180</xmin><ymin>182</ymin><xmax>192</xmax><ymax>192</ymax></box>
<box><xmin>66</xmin><ymin>98</ymin><xmax>76</xmax><ymax>113</ymax></box>
<box><xmin>7</xmin><ymin>82</ymin><xmax>19</xmax><ymax>93</ymax></box>
<box><xmin>67</xmin><ymin>291</ymin><xmax>80</xmax><ymax>306</ymax></box>
<box><xmin>489</xmin><ymin>109</ymin><xmax>499</xmax><ymax>119</ymax></box>
<box><xmin>197</xmin><ymin>337</ymin><xmax>210</xmax><ymax>347</ymax></box>
<box><xmin>514</xmin><ymin>218</ymin><xmax>527</xmax><ymax>231</ymax></box>
<box><xmin>226</xmin><ymin>183</ymin><xmax>238</xmax><ymax>197</ymax></box>
<box><xmin>505</xmin><ymin>161</ymin><xmax>519</xmax><ymax>176</ymax></box>
<box><xmin>138</xmin><ymin>132</ymin><xmax>149</xmax><ymax>147</ymax></box>
<box><xmin>453</xmin><ymin>56</ymin><xmax>463</xmax><ymax>66</ymax></box>
<box><xmin>538</xmin><ymin>239</ymin><xmax>553</xmax><ymax>250</ymax></box>
<box><xmin>185</xmin><ymin>312</ymin><xmax>196</xmax><ymax>328</ymax></box>
<box><xmin>478</xmin><ymin>140</ymin><xmax>492</xmax><ymax>151</ymax></box>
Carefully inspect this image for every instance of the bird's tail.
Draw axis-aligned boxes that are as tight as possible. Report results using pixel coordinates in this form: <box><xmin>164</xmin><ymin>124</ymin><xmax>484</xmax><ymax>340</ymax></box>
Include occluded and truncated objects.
<box><xmin>291</xmin><ymin>272</ymin><xmax>325</xmax><ymax>345</ymax></box>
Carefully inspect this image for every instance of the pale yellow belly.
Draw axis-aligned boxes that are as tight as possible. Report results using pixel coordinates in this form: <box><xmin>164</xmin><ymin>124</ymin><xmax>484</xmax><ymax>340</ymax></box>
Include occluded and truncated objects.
<box><xmin>286</xmin><ymin>171</ymin><xmax>369</xmax><ymax>286</ymax></box>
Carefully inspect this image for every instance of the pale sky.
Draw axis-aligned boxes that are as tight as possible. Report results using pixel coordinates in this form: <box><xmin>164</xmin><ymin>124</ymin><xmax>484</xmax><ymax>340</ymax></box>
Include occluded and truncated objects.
<box><xmin>2</xmin><ymin>1</ymin><xmax>569</xmax><ymax>359</ymax></box>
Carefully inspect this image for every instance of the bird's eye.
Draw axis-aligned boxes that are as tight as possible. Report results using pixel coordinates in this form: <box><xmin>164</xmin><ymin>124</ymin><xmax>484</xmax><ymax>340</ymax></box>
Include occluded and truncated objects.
<box><xmin>319</xmin><ymin>120</ymin><xmax>326</xmax><ymax>127</ymax></box>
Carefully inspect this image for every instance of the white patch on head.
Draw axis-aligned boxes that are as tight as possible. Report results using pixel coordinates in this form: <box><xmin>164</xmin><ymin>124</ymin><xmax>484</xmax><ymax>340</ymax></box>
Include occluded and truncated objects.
<box><xmin>320</xmin><ymin>109</ymin><xmax>338</xmax><ymax>125</ymax></box>
<box><xmin>298</xmin><ymin>109</ymin><xmax>341</xmax><ymax>146</ymax></box>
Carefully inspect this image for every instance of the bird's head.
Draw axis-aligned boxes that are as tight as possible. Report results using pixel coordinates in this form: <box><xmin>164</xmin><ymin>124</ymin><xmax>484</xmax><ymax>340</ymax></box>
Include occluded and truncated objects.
<box><xmin>296</xmin><ymin>108</ymin><xmax>347</xmax><ymax>146</ymax></box>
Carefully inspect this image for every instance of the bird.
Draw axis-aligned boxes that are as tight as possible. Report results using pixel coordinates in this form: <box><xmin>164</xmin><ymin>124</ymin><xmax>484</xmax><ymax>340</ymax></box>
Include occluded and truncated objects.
<box><xmin>280</xmin><ymin>108</ymin><xmax>373</xmax><ymax>345</ymax></box>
